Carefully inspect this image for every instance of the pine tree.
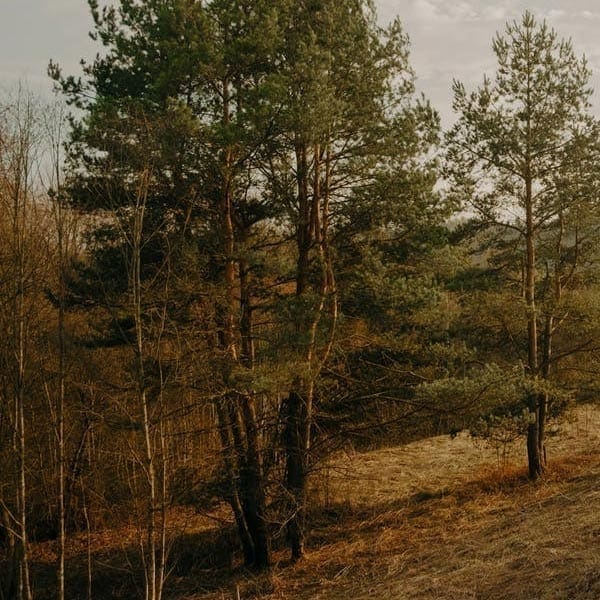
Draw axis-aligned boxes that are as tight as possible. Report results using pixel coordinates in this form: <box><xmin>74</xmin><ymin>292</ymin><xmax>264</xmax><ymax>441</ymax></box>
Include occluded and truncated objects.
<box><xmin>264</xmin><ymin>1</ymin><xmax>441</xmax><ymax>558</ymax></box>
<box><xmin>445</xmin><ymin>11</ymin><xmax>600</xmax><ymax>479</ymax></box>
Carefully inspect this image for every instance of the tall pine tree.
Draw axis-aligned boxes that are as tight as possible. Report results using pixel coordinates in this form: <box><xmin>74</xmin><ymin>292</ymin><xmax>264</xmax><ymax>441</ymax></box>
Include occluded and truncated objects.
<box><xmin>445</xmin><ymin>11</ymin><xmax>600</xmax><ymax>479</ymax></box>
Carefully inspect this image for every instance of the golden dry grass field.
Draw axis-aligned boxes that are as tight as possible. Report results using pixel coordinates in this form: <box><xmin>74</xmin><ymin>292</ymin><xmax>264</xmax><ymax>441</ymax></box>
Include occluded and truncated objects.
<box><xmin>30</xmin><ymin>405</ymin><xmax>600</xmax><ymax>600</ymax></box>
<box><xmin>203</xmin><ymin>405</ymin><xmax>600</xmax><ymax>600</ymax></box>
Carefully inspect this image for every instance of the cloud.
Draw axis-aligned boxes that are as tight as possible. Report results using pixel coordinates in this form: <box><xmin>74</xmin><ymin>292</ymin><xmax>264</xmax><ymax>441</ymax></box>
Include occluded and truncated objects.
<box><xmin>480</xmin><ymin>5</ymin><xmax>511</xmax><ymax>21</ymax></box>
<box><xmin>579</xmin><ymin>10</ymin><xmax>600</xmax><ymax>19</ymax></box>
<box><xmin>400</xmin><ymin>0</ymin><xmax>510</xmax><ymax>24</ymax></box>
<box><xmin>545</xmin><ymin>8</ymin><xmax>567</xmax><ymax>20</ymax></box>
<box><xmin>409</xmin><ymin>0</ymin><xmax>437</xmax><ymax>21</ymax></box>
<box><xmin>409</xmin><ymin>0</ymin><xmax>477</xmax><ymax>22</ymax></box>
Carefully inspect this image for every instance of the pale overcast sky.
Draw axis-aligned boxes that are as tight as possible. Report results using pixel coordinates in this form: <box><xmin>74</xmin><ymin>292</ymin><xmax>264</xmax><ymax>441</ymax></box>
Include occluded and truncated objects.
<box><xmin>2</xmin><ymin>1</ymin><xmax>600</xmax><ymax>125</ymax></box>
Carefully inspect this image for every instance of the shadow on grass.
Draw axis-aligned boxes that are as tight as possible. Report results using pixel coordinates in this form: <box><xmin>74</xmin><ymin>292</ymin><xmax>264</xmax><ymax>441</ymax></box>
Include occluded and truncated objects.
<box><xmin>304</xmin><ymin>465</ymin><xmax>537</xmax><ymax>551</ymax></box>
<box><xmin>27</xmin><ymin>526</ymin><xmax>247</xmax><ymax>600</ymax></box>
<box><xmin>25</xmin><ymin>455</ymin><xmax>599</xmax><ymax>599</ymax></box>
<box><xmin>305</xmin><ymin>453</ymin><xmax>600</xmax><ymax>555</ymax></box>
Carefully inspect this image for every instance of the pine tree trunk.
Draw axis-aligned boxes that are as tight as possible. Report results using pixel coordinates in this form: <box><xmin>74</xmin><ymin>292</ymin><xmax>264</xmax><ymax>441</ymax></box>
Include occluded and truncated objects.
<box><xmin>527</xmin><ymin>416</ymin><xmax>544</xmax><ymax>479</ymax></box>
<box><xmin>524</xmin><ymin>148</ymin><xmax>544</xmax><ymax>481</ymax></box>
<box><xmin>215</xmin><ymin>400</ymin><xmax>256</xmax><ymax>567</ymax></box>
<box><xmin>284</xmin><ymin>389</ymin><xmax>309</xmax><ymax>561</ymax></box>
<box><xmin>238</xmin><ymin>248</ymin><xmax>270</xmax><ymax>570</ymax></box>
<box><xmin>284</xmin><ymin>142</ymin><xmax>336</xmax><ymax>561</ymax></box>
<box><xmin>238</xmin><ymin>397</ymin><xmax>270</xmax><ymax>570</ymax></box>
<box><xmin>538</xmin><ymin>394</ymin><xmax>548</xmax><ymax>466</ymax></box>
<box><xmin>284</xmin><ymin>141</ymin><xmax>312</xmax><ymax>561</ymax></box>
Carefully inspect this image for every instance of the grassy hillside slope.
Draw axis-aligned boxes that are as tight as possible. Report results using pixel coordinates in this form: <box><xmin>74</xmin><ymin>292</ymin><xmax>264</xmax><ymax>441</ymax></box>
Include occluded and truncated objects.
<box><xmin>211</xmin><ymin>406</ymin><xmax>600</xmax><ymax>600</ymax></box>
<box><xmin>30</xmin><ymin>406</ymin><xmax>600</xmax><ymax>599</ymax></box>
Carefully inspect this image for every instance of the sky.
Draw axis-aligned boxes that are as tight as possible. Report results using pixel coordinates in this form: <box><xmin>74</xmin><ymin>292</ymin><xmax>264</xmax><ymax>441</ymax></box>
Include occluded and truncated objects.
<box><xmin>2</xmin><ymin>1</ymin><xmax>600</xmax><ymax>126</ymax></box>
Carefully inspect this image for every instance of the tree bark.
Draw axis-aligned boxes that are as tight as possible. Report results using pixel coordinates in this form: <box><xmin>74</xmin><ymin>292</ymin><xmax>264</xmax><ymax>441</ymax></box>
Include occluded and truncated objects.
<box><xmin>215</xmin><ymin>400</ymin><xmax>256</xmax><ymax>566</ymax></box>
<box><xmin>284</xmin><ymin>142</ymin><xmax>337</xmax><ymax>561</ymax></box>
<box><xmin>213</xmin><ymin>77</ymin><xmax>272</xmax><ymax>571</ymax></box>
<box><xmin>524</xmin><ymin>100</ymin><xmax>544</xmax><ymax>480</ymax></box>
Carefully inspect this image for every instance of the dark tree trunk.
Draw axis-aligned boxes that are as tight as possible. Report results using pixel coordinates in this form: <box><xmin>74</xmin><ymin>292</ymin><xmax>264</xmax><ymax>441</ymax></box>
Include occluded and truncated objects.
<box><xmin>283</xmin><ymin>142</ymin><xmax>337</xmax><ymax>561</ymax></box>
<box><xmin>538</xmin><ymin>313</ymin><xmax>553</xmax><ymax>468</ymax></box>
<box><xmin>237</xmin><ymin>396</ymin><xmax>270</xmax><ymax>570</ymax></box>
<box><xmin>212</xmin><ymin>76</ymin><xmax>271</xmax><ymax>571</ymax></box>
<box><xmin>237</xmin><ymin>243</ymin><xmax>270</xmax><ymax>570</ymax></box>
<box><xmin>524</xmin><ymin>155</ymin><xmax>544</xmax><ymax>480</ymax></box>
<box><xmin>281</xmin><ymin>141</ymin><xmax>313</xmax><ymax>561</ymax></box>
<box><xmin>538</xmin><ymin>394</ymin><xmax>548</xmax><ymax>466</ymax></box>
<box><xmin>284</xmin><ymin>389</ymin><xmax>309</xmax><ymax>561</ymax></box>
<box><xmin>0</xmin><ymin>503</ymin><xmax>17</xmax><ymax>600</ymax></box>
<box><xmin>215</xmin><ymin>401</ymin><xmax>255</xmax><ymax>566</ymax></box>
<box><xmin>527</xmin><ymin>417</ymin><xmax>544</xmax><ymax>480</ymax></box>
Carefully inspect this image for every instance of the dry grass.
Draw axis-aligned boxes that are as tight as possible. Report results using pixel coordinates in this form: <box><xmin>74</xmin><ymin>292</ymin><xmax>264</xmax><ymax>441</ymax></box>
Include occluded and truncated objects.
<box><xmin>277</xmin><ymin>453</ymin><xmax>600</xmax><ymax>600</ymax></box>
<box><xmin>318</xmin><ymin>403</ymin><xmax>600</xmax><ymax>508</ymax></box>
<box><xmin>28</xmin><ymin>405</ymin><xmax>600</xmax><ymax>599</ymax></box>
